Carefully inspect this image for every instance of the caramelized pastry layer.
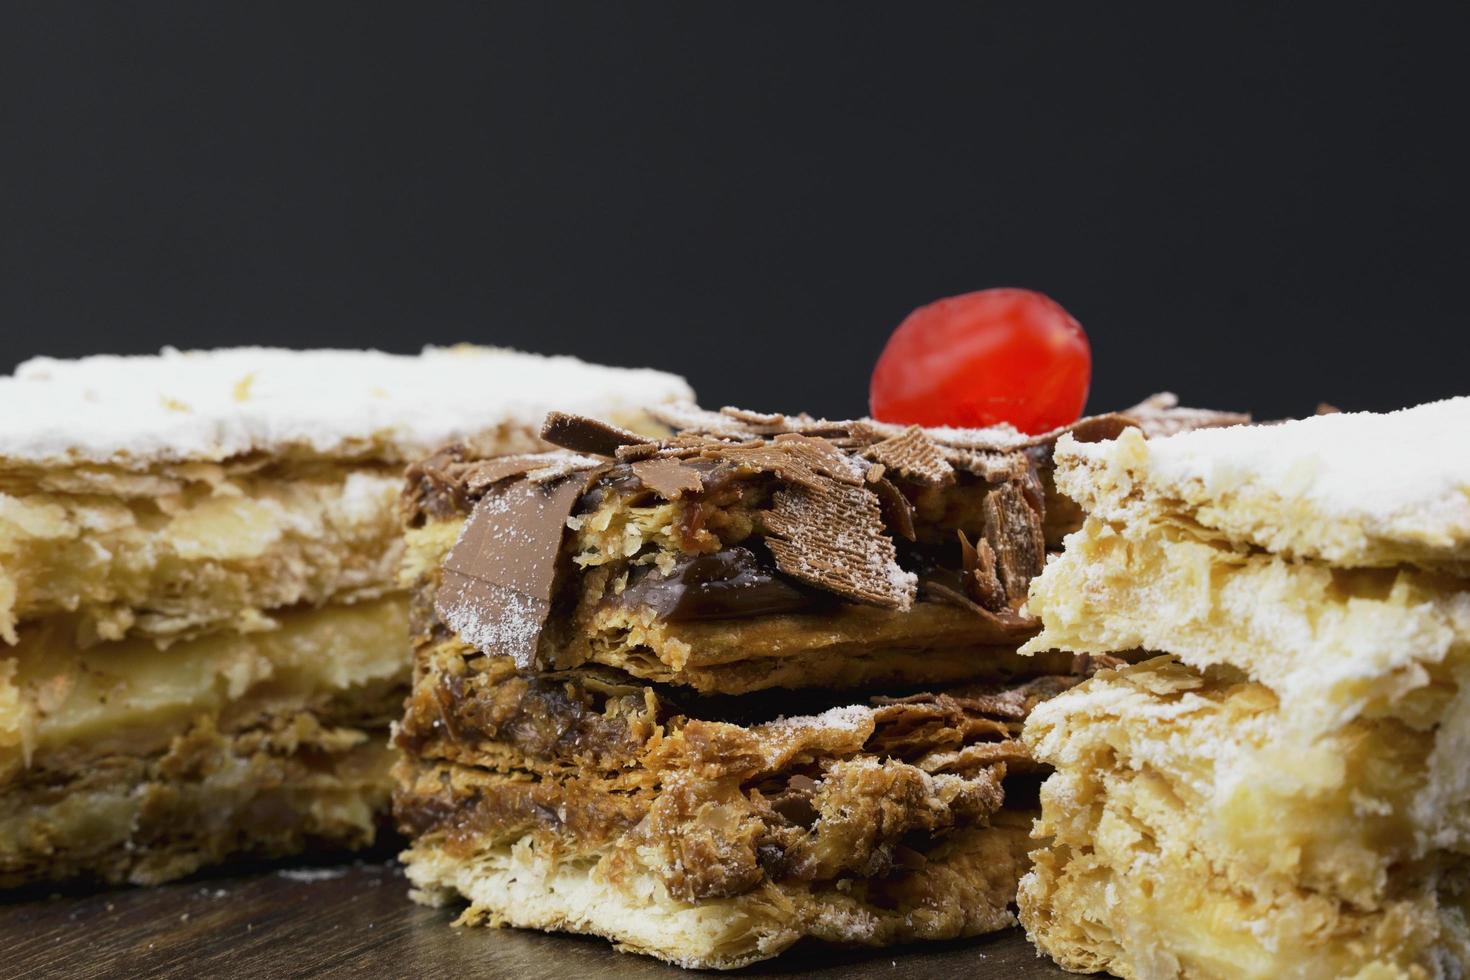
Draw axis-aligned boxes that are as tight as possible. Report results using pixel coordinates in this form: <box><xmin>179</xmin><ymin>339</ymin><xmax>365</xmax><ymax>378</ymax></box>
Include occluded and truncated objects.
<box><xmin>404</xmin><ymin>817</ymin><xmax>1033</xmax><ymax>970</ymax></box>
<box><xmin>396</xmin><ymin>667</ymin><xmax>1077</xmax><ymax>969</ymax></box>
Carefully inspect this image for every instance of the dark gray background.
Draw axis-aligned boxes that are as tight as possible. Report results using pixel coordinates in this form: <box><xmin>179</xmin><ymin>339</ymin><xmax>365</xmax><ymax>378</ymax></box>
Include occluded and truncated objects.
<box><xmin>3</xmin><ymin>3</ymin><xmax>1466</xmax><ymax>419</ymax></box>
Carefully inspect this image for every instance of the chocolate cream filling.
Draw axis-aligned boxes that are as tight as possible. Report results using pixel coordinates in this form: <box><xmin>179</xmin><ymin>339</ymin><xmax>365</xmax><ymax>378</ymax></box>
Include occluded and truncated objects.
<box><xmin>393</xmin><ymin>670</ymin><xmax>1083</xmax><ymax>902</ymax></box>
<box><xmin>411</xmin><ymin>401</ymin><xmax>1248</xmax><ymax>674</ymax></box>
<box><xmin>608</xmin><ymin>546</ymin><xmax>834</xmax><ymax>621</ymax></box>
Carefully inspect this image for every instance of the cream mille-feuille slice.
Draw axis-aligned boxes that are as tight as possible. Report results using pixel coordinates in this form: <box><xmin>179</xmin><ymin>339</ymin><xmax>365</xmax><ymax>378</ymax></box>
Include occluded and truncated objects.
<box><xmin>1017</xmin><ymin>397</ymin><xmax>1470</xmax><ymax>979</ymax></box>
<box><xmin>0</xmin><ymin>346</ymin><xmax>691</xmax><ymax>887</ymax></box>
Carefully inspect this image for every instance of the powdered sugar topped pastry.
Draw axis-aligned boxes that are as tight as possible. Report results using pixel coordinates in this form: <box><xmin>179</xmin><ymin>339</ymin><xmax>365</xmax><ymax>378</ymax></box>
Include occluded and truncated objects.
<box><xmin>1019</xmin><ymin>395</ymin><xmax>1470</xmax><ymax>979</ymax></box>
<box><xmin>0</xmin><ymin>344</ymin><xmax>692</xmax><ymax>890</ymax></box>
<box><xmin>1</xmin><ymin>345</ymin><xmax>694</xmax><ymax>466</ymax></box>
<box><xmin>1054</xmin><ymin>396</ymin><xmax>1470</xmax><ymax>569</ymax></box>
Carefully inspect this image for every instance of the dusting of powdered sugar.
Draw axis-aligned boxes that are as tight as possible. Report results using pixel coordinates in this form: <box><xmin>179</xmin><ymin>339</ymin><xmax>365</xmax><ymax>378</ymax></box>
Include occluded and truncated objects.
<box><xmin>761</xmin><ymin>704</ymin><xmax>875</xmax><ymax>734</ymax></box>
<box><xmin>0</xmin><ymin>346</ymin><xmax>693</xmax><ymax>466</ymax></box>
<box><xmin>525</xmin><ymin>453</ymin><xmax>606</xmax><ymax>483</ymax></box>
<box><xmin>891</xmin><ymin>422</ymin><xmax>1031</xmax><ymax>450</ymax></box>
<box><xmin>437</xmin><ymin>490</ymin><xmax>545</xmax><ymax>666</ymax></box>
<box><xmin>434</xmin><ymin>475</ymin><xmax>590</xmax><ymax>669</ymax></box>
<box><xmin>276</xmin><ymin>867</ymin><xmax>347</xmax><ymax>883</ymax></box>
<box><xmin>1067</xmin><ymin>396</ymin><xmax>1470</xmax><ymax>523</ymax></box>
<box><xmin>438</xmin><ymin>573</ymin><xmax>545</xmax><ymax>669</ymax></box>
<box><xmin>887</xmin><ymin>564</ymin><xmax>919</xmax><ymax>597</ymax></box>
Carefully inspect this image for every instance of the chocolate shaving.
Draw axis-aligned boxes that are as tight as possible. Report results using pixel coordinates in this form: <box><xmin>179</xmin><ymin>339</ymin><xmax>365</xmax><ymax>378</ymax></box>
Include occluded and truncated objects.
<box><xmin>541</xmin><ymin>411</ymin><xmax>648</xmax><ymax>457</ymax></box>
<box><xmin>870</xmin><ymin>476</ymin><xmax>917</xmax><ymax>542</ymax></box>
<box><xmin>705</xmin><ymin>433</ymin><xmax>865</xmax><ymax>491</ymax></box>
<box><xmin>719</xmin><ymin>407</ymin><xmax>854</xmax><ymax>438</ymax></box>
<box><xmin>957</xmin><ymin>529</ymin><xmax>978</xmax><ymax>574</ymax></box>
<box><xmin>1121</xmin><ymin>393</ymin><xmax>1250</xmax><ymax>438</ymax></box>
<box><xmin>920</xmin><ymin>580</ymin><xmax>991</xmax><ymax>618</ymax></box>
<box><xmin>524</xmin><ymin>453</ymin><xmax>606</xmax><ymax>484</ymax></box>
<box><xmin>425</xmin><ymin>395</ymin><xmax>1243</xmax><ymax>647</ymax></box>
<box><xmin>645</xmin><ymin>404</ymin><xmax>754</xmax><ymax>438</ymax></box>
<box><xmin>972</xmin><ymin>539</ymin><xmax>1005</xmax><ymax>609</ymax></box>
<box><xmin>463</xmin><ymin>454</ymin><xmax>568</xmax><ymax>492</ymax></box>
<box><xmin>763</xmin><ymin>477</ymin><xmax>915</xmax><ymax>609</ymax></box>
<box><xmin>402</xmin><ymin>445</ymin><xmax>475</xmax><ymax>525</ymax></box>
<box><xmin>981</xmin><ymin>482</ymin><xmax>1045</xmax><ymax>605</ymax></box>
<box><xmin>451</xmin><ymin>451</ymin><xmax>603</xmax><ymax>494</ymax></box>
<box><xmin>613</xmin><ymin>442</ymin><xmax>663</xmax><ymax>462</ymax></box>
<box><xmin>631</xmin><ymin>458</ymin><xmax>705</xmax><ymax>499</ymax></box>
<box><xmin>857</xmin><ymin>424</ymin><xmax>956</xmax><ymax>487</ymax></box>
<box><xmin>958</xmin><ymin>530</ymin><xmax>1007</xmax><ymax>612</ymax></box>
<box><xmin>436</xmin><ymin>469</ymin><xmax>605</xmax><ymax>669</ymax></box>
<box><xmin>1058</xmin><ymin>413</ymin><xmax>1136</xmax><ymax>445</ymax></box>
<box><xmin>403</xmin><ymin>449</ymin><xmax>597</xmax><ymax>523</ymax></box>
<box><xmin>1017</xmin><ymin>464</ymin><xmax>1047</xmax><ymax>520</ymax></box>
<box><xmin>404</xmin><ymin>448</ymin><xmax>614</xmax><ymax>525</ymax></box>
<box><xmin>916</xmin><ymin>580</ymin><xmax>1030</xmax><ymax>632</ymax></box>
<box><xmin>656</xmin><ymin>432</ymin><xmax>913</xmax><ymax>605</ymax></box>
<box><xmin>859</xmin><ymin>419</ymin><xmax>1035</xmax><ymax>453</ymax></box>
<box><xmin>618</xmin><ymin>433</ymin><xmax>744</xmax><ymax>462</ymax></box>
<box><xmin>651</xmin><ymin>396</ymin><xmax>1236</xmax><ymax>464</ymax></box>
<box><xmin>939</xmin><ymin>448</ymin><xmax>1030</xmax><ymax>482</ymax></box>
<box><xmin>719</xmin><ymin>407</ymin><xmax>788</xmax><ymax>426</ymax></box>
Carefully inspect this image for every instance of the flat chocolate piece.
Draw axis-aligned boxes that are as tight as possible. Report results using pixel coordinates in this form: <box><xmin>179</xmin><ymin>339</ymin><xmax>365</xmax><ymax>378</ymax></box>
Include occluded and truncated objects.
<box><xmin>630</xmin><ymin>458</ymin><xmax>704</xmax><ymax>499</ymax></box>
<box><xmin>858</xmin><ymin>424</ymin><xmax>956</xmax><ymax>487</ymax></box>
<box><xmin>436</xmin><ymin>470</ymin><xmax>603</xmax><ymax>669</ymax></box>
<box><xmin>541</xmin><ymin>411</ymin><xmax>648</xmax><ymax>457</ymax></box>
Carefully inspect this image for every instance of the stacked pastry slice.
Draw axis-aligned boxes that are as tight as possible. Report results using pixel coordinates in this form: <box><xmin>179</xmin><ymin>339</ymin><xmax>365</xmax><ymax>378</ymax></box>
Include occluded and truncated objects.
<box><xmin>0</xmin><ymin>346</ymin><xmax>692</xmax><ymax>887</ymax></box>
<box><xmin>1018</xmin><ymin>398</ymin><xmax>1470</xmax><ymax>978</ymax></box>
<box><xmin>394</xmin><ymin>398</ymin><xmax>1243</xmax><ymax>968</ymax></box>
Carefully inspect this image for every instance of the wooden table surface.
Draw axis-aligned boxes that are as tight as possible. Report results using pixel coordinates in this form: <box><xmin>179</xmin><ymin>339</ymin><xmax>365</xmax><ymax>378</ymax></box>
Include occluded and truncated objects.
<box><xmin>1</xmin><ymin>853</ymin><xmax>1072</xmax><ymax>979</ymax></box>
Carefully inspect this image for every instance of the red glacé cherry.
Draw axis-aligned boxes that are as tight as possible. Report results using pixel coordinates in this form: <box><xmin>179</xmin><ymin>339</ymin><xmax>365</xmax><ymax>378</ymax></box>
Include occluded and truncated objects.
<box><xmin>869</xmin><ymin>288</ymin><xmax>1092</xmax><ymax>434</ymax></box>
